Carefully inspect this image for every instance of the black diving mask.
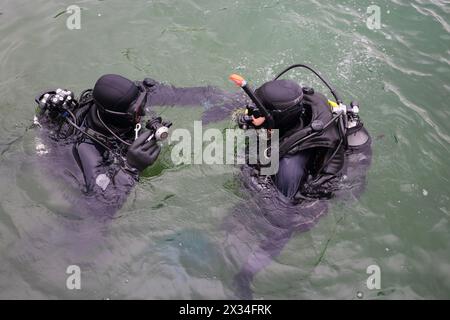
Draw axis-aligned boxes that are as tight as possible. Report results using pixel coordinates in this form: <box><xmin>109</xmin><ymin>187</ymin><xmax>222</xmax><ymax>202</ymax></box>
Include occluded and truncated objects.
<box><xmin>95</xmin><ymin>84</ymin><xmax>148</xmax><ymax>125</ymax></box>
<box><xmin>246</xmin><ymin>95</ymin><xmax>304</xmax><ymax>127</ymax></box>
<box><xmin>269</xmin><ymin>96</ymin><xmax>304</xmax><ymax>115</ymax></box>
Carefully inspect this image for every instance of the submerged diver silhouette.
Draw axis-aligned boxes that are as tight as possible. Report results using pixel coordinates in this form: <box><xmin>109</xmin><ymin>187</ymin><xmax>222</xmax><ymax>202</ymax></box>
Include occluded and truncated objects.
<box><xmin>222</xmin><ymin>142</ymin><xmax>371</xmax><ymax>299</ymax></box>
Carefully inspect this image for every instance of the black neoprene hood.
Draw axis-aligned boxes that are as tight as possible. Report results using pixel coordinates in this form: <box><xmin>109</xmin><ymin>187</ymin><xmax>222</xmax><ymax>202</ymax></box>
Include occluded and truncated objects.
<box><xmin>93</xmin><ymin>74</ymin><xmax>139</xmax><ymax>112</ymax></box>
<box><xmin>255</xmin><ymin>79</ymin><xmax>303</xmax><ymax>110</ymax></box>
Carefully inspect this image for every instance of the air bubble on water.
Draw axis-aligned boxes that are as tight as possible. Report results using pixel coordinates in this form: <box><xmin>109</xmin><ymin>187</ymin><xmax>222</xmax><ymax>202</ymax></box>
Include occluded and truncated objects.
<box><xmin>422</xmin><ymin>189</ymin><xmax>428</xmax><ymax>196</ymax></box>
<box><xmin>98</xmin><ymin>13</ymin><xmax>102</xmax><ymax>17</ymax></box>
<box><xmin>356</xmin><ymin>291</ymin><xmax>364</xmax><ymax>299</ymax></box>
<box><xmin>385</xmin><ymin>247</ymin><xmax>390</xmax><ymax>252</ymax></box>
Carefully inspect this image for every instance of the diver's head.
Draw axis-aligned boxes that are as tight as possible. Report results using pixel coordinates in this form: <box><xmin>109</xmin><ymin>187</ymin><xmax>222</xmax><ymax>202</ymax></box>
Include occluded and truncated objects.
<box><xmin>93</xmin><ymin>74</ymin><xmax>147</xmax><ymax>128</ymax></box>
<box><xmin>255</xmin><ymin>79</ymin><xmax>303</xmax><ymax>129</ymax></box>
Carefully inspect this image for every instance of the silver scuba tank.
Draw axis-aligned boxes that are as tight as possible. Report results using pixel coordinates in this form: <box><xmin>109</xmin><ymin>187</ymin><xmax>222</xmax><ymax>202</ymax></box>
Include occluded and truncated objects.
<box><xmin>346</xmin><ymin>101</ymin><xmax>370</xmax><ymax>148</ymax></box>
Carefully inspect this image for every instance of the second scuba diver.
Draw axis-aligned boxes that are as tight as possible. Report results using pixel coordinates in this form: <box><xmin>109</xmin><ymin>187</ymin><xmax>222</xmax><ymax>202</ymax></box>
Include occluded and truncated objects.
<box><xmin>224</xmin><ymin>64</ymin><xmax>373</xmax><ymax>299</ymax></box>
<box><xmin>230</xmin><ymin>64</ymin><xmax>371</xmax><ymax>201</ymax></box>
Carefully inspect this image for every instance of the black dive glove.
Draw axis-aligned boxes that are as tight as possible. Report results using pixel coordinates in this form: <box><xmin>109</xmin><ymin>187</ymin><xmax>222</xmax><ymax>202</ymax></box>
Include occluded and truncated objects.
<box><xmin>126</xmin><ymin>131</ymin><xmax>161</xmax><ymax>172</ymax></box>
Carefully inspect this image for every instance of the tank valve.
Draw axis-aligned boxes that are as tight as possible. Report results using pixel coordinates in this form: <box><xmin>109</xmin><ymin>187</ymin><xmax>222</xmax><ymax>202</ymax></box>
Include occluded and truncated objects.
<box><xmin>350</xmin><ymin>101</ymin><xmax>360</xmax><ymax>115</ymax></box>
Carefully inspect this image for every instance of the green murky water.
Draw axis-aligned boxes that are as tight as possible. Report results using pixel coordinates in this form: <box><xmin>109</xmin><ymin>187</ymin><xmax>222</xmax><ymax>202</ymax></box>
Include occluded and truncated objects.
<box><xmin>0</xmin><ymin>0</ymin><xmax>449</xmax><ymax>299</ymax></box>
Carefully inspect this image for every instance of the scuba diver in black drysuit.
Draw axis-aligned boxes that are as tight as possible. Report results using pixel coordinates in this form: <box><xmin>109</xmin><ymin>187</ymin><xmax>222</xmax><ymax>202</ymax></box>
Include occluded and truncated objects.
<box><xmin>35</xmin><ymin>75</ymin><xmax>167</xmax><ymax>216</ymax></box>
<box><xmin>231</xmin><ymin>64</ymin><xmax>371</xmax><ymax>201</ymax></box>
<box><xmin>223</xmin><ymin>64</ymin><xmax>372</xmax><ymax>299</ymax></box>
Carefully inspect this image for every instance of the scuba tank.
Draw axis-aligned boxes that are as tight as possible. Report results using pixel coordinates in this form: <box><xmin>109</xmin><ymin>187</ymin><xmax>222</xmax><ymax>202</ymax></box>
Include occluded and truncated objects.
<box><xmin>327</xmin><ymin>99</ymin><xmax>370</xmax><ymax>150</ymax></box>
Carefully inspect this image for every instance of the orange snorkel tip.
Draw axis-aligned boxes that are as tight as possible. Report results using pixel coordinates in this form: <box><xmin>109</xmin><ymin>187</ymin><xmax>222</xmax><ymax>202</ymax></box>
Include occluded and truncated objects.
<box><xmin>229</xmin><ymin>74</ymin><xmax>247</xmax><ymax>88</ymax></box>
<box><xmin>228</xmin><ymin>72</ymin><xmax>274</xmax><ymax>128</ymax></box>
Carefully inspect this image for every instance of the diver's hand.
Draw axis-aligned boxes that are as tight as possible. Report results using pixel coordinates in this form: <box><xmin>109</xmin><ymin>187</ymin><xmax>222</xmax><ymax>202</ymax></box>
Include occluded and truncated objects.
<box><xmin>252</xmin><ymin>116</ymin><xmax>266</xmax><ymax>127</ymax></box>
<box><xmin>126</xmin><ymin>131</ymin><xmax>161</xmax><ymax>172</ymax></box>
<box><xmin>236</xmin><ymin>114</ymin><xmax>264</xmax><ymax>129</ymax></box>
